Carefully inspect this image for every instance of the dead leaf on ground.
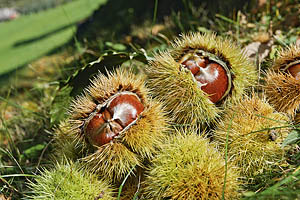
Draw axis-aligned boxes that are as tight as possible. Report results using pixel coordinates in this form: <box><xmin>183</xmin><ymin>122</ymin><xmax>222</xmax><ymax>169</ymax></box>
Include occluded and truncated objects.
<box><xmin>296</xmin><ymin>36</ymin><xmax>300</xmax><ymax>47</ymax></box>
<box><xmin>243</xmin><ymin>39</ymin><xmax>274</xmax><ymax>64</ymax></box>
<box><xmin>0</xmin><ymin>194</ymin><xmax>11</xmax><ymax>200</ymax></box>
<box><xmin>253</xmin><ymin>32</ymin><xmax>271</xmax><ymax>43</ymax></box>
<box><xmin>151</xmin><ymin>24</ymin><xmax>166</xmax><ymax>35</ymax></box>
<box><xmin>258</xmin><ymin>0</ymin><xmax>267</xmax><ymax>7</ymax></box>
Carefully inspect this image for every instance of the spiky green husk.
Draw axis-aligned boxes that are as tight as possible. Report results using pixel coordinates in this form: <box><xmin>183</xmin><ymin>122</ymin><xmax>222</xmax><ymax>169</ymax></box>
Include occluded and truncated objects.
<box><xmin>81</xmin><ymin>99</ymin><xmax>169</xmax><ymax>181</ymax></box>
<box><xmin>271</xmin><ymin>45</ymin><xmax>300</xmax><ymax>71</ymax></box>
<box><xmin>264</xmin><ymin>45</ymin><xmax>300</xmax><ymax>119</ymax></box>
<box><xmin>143</xmin><ymin>131</ymin><xmax>240</xmax><ymax>200</ymax></box>
<box><xmin>116</xmin><ymin>169</ymin><xmax>143</xmax><ymax>200</ymax></box>
<box><xmin>147</xmin><ymin>52</ymin><xmax>218</xmax><ymax>126</ymax></box>
<box><xmin>213</xmin><ymin>95</ymin><xmax>290</xmax><ymax>179</ymax></box>
<box><xmin>146</xmin><ymin>32</ymin><xmax>257</xmax><ymax>127</ymax></box>
<box><xmin>52</xmin><ymin>120</ymin><xmax>86</xmax><ymax>161</ymax></box>
<box><xmin>28</xmin><ymin>161</ymin><xmax>114</xmax><ymax>200</ymax></box>
<box><xmin>264</xmin><ymin>71</ymin><xmax>300</xmax><ymax>116</ymax></box>
<box><xmin>54</xmin><ymin>68</ymin><xmax>169</xmax><ymax>181</ymax></box>
<box><xmin>82</xmin><ymin>143</ymin><xmax>141</xmax><ymax>181</ymax></box>
<box><xmin>295</xmin><ymin>113</ymin><xmax>300</xmax><ymax>125</ymax></box>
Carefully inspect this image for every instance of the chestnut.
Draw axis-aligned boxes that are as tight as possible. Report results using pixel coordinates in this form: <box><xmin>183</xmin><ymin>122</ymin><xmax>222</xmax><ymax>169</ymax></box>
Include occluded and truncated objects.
<box><xmin>264</xmin><ymin>44</ymin><xmax>300</xmax><ymax>119</ymax></box>
<box><xmin>181</xmin><ymin>54</ymin><xmax>230</xmax><ymax>103</ymax></box>
<box><xmin>85</xmin><ymin>92</ymin><xmax>144</xmax><ymax>146</ymax></box>
<box><xmin>287</xmin><ymin>63</ymin><xmax>300</xmax><ymax>80</ymax></box>
<box><xmin>54</xmin><ymin>68</ymin><xmax>169</xmax><ymax>182</ymax></box>
<box><xmin>146</xmin><ymin>32</ymin><xmax>257</xmax><ymax>127</ymax></box>
<box><xmin>107</xmin><ymin>93</ymin><xmax>144</xmax><ymax>128</ymax></box>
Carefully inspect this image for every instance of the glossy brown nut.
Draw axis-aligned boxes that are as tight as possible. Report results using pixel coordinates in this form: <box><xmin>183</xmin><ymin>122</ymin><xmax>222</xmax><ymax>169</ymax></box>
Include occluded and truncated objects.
<box><xmin>195</xmin><ymin>57</ymin><xmax>208</xmax><ymax>68</ymax></box>
<box><xmin>287</xmin><ymin>63</ymin><xmax>300</xmax><ymax>80</ymax></box>
<box><xmin>85</xmin><ymin>93</ymin><xmax>144</xmax><ymax>146</ymax></box>
<box><xmin>85</xmin><ymin>114</ymin><xmax>117</xmax><ymax>146</ymax></box>
<box><xmin>108</xmin><ymin>94</ymin><xmax>144</xmax><ymax>127</ymax></box>
<box><xmin>183</xmin><ymin>56</ymin><xmax>229</xmax><ymax>103</ymax></box>
<box><xmin>182</xmin><ymin>60</ymin><xmax>200</xmax><ymax>75</ymax></box>
<box><xmin>102</xmin><ymin>109</ymin><xmax>112</xmax><ymax>121</ymax></box>
<box><xmin>85</xmin><ymin>113</ymin><xmax>124</xmax><ymax>146</ymax></box>
<box><xmin>98</xmin><ymin>121</ymin><xmax>123</xmax><ymax>146</ymax></box>
<box><xmin>92</xmin><ymin>127</ymin><xmax>116</xmax><ymax>146</ymax></box>
<box><xmin>195</xmin><ymin>62</ymin><xmax>229</xmax><ymax>103</ymax></box>
<box><xmin>86</xmin><ymin>113</ymin><xmax>106</xmax><ymax>136</ymax></box>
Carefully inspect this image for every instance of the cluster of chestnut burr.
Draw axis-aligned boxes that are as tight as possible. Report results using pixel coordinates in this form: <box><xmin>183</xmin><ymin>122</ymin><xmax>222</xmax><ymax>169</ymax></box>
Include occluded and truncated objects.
<box><xmin>29</xmin><ymin>32</ymin><xmax>300</xmax><ymax>200</ymax></box>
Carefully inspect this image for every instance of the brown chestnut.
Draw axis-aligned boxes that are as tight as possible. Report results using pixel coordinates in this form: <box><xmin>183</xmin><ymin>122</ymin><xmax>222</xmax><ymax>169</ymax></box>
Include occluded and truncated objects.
<box><xmin>181</xmin><ymin>55</ymin><xmax>230</xmax><ymax>103</ymax></box>
<box><xmin>194</xmin><ymin>62</ymin><xmax>229</xmax><ymax>103</ymax></box>
<box><xmin>182</xmin><ymin>60</ymin><xmax>200</xmax><ymax>75</ymax></box>
<box><xmin>107</xmin><ymin>93</ymin><xmax>144</xmax><ymax>128</ymax></box>
<box><xmin>287</xmin><ymin>63</ymin><xmax>300</xmax><ymax>80</ymax></box>
<box><xmin>85</xmin><ymin>92</ymin><xmax>144</xmax><ymax>146</ymax></box>
<box><xmin>85</xmin><ymin>113</ymin><xmax>117</xmax><ymax>146</ymax></box>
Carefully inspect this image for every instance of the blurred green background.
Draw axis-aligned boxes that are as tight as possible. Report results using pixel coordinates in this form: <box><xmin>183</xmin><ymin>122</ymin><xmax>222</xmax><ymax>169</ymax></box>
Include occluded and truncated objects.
<box><xmin>0</xmin><ymin>0</ymin><xmax>106</xmax><ymax>75</ymax></box>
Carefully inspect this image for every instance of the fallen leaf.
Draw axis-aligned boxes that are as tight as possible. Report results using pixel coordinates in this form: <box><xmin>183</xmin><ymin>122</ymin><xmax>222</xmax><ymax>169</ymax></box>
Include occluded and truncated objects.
<box><xmin>296</xmin><ymin>36</ymin><xmax>300</xmax><ymax>47</ymax></box>
<box><xmin>243</xmin><ymin>39</ymin><xmax>274</xmax><ymax>63</ymax></box>
<box><xmin>253</xmin><ymin>32</ymin><xmax>271</xmax><ymax>43</ymax></box>
<box><xmin>0</xmin><ymin>194</ymin><xmax>11</xmax><ymax>200</ymax></box>
<box><xmin>151</xmin><ymin>24</ymin><xmax>165</xmax><ymax>35</ymax></box>
<box><xmin>258</xmin><ymin>0</ymin><xmax>267</xmax><ymax>7</ymax></box>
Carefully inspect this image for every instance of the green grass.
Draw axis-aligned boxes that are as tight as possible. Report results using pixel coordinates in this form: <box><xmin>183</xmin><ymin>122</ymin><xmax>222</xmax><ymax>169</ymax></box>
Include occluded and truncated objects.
<box><xmin>0</xmin><ymin>0</ymin><xmax>106</xmax><ymax>75</ymax></box>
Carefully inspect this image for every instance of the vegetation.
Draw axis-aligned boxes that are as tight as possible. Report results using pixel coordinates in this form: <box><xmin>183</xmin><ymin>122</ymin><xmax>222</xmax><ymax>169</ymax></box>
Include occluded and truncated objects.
<box><xmin>0</xmin><ymin>0</ymin><xmax>105</xmax><ymax>75</ymax></box>
<box><xmin>0</xmin><ymin>0</ymin><xmax>299</xmax><ymax>199</ymax></box>
<box><xmin>0</xmin><ymin>0</ymin><xmax>74</xmax><ymax>14</ymax></box>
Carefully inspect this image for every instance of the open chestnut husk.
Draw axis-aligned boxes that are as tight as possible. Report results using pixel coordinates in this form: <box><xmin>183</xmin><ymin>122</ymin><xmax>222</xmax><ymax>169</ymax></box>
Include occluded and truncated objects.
<box><xmin>179</xmin><ymin>50</ymin><xmax>231</xmax><ymax>103</ymax></box>
<box><xmin>54</xmin><ymin>68</ymin><xmax>169</xmax><ymax>182</ymax></box>
<box><xmin>264</xmin><ymin>44</ymin><xmax>300</xmax><ymax>120</ymax></box>
<box><xmin>146</xmin><ymin>32</ymin><xmax>257</xmax><ymax>127</ymax></box>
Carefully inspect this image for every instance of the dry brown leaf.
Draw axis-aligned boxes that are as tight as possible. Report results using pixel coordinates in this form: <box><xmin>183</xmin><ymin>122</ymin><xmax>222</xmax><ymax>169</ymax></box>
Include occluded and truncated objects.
<box><xmin>151</xmin><ymin>24</ymin><xmax>165</xmax><ymax>35</ymax></box>
<box><xmin>296</xmin><ymin>36</ymin><xmax>300</xmax><ymax>47</ymax></box>
<box><xmin>253</xmin><ymin>32</ymin><xmax>271</xmax><ymax>43</ymax></box>
<box><xmin>258</xmin><ymin>0</ymin><xmax>267</xmax><ymax>7</ymax></box>
<box><xmin>243</xmin><ymin>39</ymin><xmax>274</xmax><ymax>63</ymax></box>
<box><xmin>0</xmin><ymin>194</ymin><xmax>11</xmax><ymax>200</ymax></box>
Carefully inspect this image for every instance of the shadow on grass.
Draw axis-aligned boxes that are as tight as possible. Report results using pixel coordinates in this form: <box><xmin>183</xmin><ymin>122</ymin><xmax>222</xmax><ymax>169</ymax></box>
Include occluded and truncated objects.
<box><xmin>13</xmin><ymin>22</ymin><xmax>78</xmax><ymax>47</ymax></box>
<box><xmin>0</xmin><ymin>38</ymin><xmax>74</xmax><ymax>88</ymax></box>
<box><xmin>2</xmin><ymin>0</ymin><xmax>251</xmax><ymax>87</ymax></box>
<box><xmin>75</xmin><ymin>0</ymin><xmax>251</xmax><ymax>43</ymax></box>
<box><xmin>0</xmin><ymin>20</ymin><xmax>84</xmax><ymax>86</ymax></box>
